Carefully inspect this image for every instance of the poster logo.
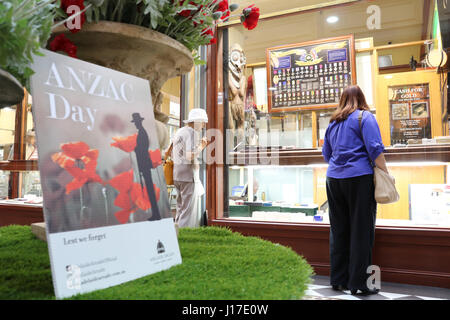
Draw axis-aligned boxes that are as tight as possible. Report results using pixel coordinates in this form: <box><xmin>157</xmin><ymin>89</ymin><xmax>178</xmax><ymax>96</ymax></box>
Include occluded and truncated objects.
<box><xmin>157</xmin><ymin>240</ymin><xmax>165</xmax><ymax>254</ymax></box>
<box><xmin>66</xmin><ymin>265</ymin><xmax>81</xmax><ymax>290</ymax></box>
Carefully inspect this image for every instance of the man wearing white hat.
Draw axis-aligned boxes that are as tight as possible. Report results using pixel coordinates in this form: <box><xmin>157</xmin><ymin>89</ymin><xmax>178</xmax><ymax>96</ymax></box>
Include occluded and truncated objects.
<box><xmin>171</xmin><ymin>108</ymin><xmax>208</xmax><ymax>228</ymax></box>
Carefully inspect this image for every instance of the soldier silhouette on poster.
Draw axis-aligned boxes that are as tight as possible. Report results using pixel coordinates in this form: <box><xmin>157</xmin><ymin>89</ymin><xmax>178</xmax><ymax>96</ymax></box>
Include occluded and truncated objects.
<box><xmin>131</xmin><ymin>112</ymin><xmax>161</xmax><ymax>221</ymax></box>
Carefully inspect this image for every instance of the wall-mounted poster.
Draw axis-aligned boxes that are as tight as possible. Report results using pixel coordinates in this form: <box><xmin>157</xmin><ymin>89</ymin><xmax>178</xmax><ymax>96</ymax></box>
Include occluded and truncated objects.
<box><xmin>388</xmin><ymin>83</ymin><xmax>432</xmax><ymax>144</ymax></box>
<box><xmin>30</xmin><ymin>50</ymin><xmax>181</xmax><ymax>299</ymax></box>
<box><xmin>266</xmin><ymin>35</ymin><xmax>356</xmax><ymax>113</ymax></box>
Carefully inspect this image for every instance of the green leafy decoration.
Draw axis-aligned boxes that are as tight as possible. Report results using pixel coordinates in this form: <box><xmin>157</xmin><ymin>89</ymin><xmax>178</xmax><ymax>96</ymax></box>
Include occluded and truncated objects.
<box><xmin>0</xmin><ymin>0</ymin><xmax>58</xmax><ymax>88</ymax></box>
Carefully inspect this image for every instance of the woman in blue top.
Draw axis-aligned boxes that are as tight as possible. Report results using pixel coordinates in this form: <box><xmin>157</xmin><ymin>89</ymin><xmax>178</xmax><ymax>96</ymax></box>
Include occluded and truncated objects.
<box><xmin>322</xmin><ymin>85</ymin><xmax>390</xmax><ymax>296</ymax></box>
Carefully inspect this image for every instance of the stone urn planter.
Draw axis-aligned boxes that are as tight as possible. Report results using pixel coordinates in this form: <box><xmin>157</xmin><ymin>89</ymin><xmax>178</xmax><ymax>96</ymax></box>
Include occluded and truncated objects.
<box><xmin>0</xmin><ymin>69</ymin><xmax>24</xmax><ymax>109</ymax></box>
<box><xmin>50</xmin><ymin>21</ymin><xmax>194</xmax><ymax>148</ymax></box>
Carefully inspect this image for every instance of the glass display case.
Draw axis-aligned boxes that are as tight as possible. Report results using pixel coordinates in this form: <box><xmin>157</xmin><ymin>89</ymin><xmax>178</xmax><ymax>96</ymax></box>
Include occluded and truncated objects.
<box><xmin>253</xmin><ymin>111</ymin><xmax>313</xmax><ymax>149</ymax></box>
<box><xmin>0</xmin><ymin>170</ymin><xmax>42</xmax><ymax>207</ymax></box>
<box><xmin>0</xmin><ymin>90</ymin><xmax>42</xmax><ymax>209</ymax></box>
<box><xmin>20</xmin><ymin>171</ymin><xmax>42</xmax><ymax>200</ymax></box>
<box><xmin>317</xmin><ymin>111</ymin><xmax>334</xmax><ymax>148</ymax></box>
<box><xmin>225</xmin><ymin>161</ymin><xmax>450</xmax><ymax>228</ymax></box>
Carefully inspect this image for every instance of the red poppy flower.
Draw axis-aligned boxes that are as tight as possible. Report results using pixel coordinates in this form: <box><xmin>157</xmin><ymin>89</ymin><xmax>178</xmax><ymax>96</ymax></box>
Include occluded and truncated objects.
<box><xmin>241</xmin><ymin>4</ymin><xmax>260</xmax><ymax>30</ymax></box>
<box><xmin>149</xmin><ymin>149</ymin><xmax>162</xmax><ymax>167</ymax></box>
<box><xmin>51</xmin><ymin>141</ymin><xmax>104</xmax><ymax>194</ymax></box>
<box><xmin>179</xmin><ymin>8</ymin><xmax>192</xmax><ymax>17</ymax></box>
<box><xmin>111</xmin><ymin>134</ymin><xmax>137</xmax><ymax>153</ymax></box>
<box><xmin>109</xmin><ymin>170</ymin><xmax>160</xmax><ymax>224</ymax></box>
<box><xmin>202</xmin><ymin>28</ymin><xmax>217</xmax><ymax>45</ymax></box>
<box><xmin>108</xmin><ymin>170</ymin><xmax>133</xmax><ymax>194</ymax></box>
<box><xmin>64</xmin><ymin>44</ymin><xmax>77</xmax><ymax>57</ymax></box>
<box><xmin>109</xmin><ymin>171</ymin><xmax>141</xmax><ymax>224</ymax></box>
<box><xmin>60</xmin><ymin>0</ymin><xmax>84</xmax><ymax>12</ymax></box>
<box><xmin>61</xmin><ymin>141</ymin><xmax>90</xmax><ymax>159</ymax></box>
<box><xmin>193</xmin><ymin>11</ymin><xmax>207</xmax><ymax>27</ymax></box>
<box><xmin>60</xmin><ymin>0</ymin><xmax>86</xmax><ymax>33</ymax></box>
<box><xmin>49</xmin><ymin>34</ymin><xmax>78</xmax><ymax>58</ymax></box>
<box><xmin>215</xmin><ymin>0</ymin><xmax>230</xmax><ymax>19</ymax></box>
<box><xmin>178</xmin><ymin>1</ymin><xmax>202</xmax><ymax>18</ymax></box>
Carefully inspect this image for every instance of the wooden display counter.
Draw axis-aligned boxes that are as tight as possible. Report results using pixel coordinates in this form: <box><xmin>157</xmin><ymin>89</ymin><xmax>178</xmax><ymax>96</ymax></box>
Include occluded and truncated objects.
<box><xmin>0</xmin><ymin>202</ymin><xmax>43</xmax><ymax>227</ymax></box>
<box><xmin>219</xmin><ymin>144</ymin><xmax>450</xmax><ymax>289</ymax></box>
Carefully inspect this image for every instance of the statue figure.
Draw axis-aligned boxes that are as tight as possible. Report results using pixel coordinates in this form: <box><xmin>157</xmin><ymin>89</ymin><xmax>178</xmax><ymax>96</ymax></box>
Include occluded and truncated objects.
<box><xmin>228</xmin><ymin>43</ymin><xmax>247</xmax><ymax>147</ymax></box>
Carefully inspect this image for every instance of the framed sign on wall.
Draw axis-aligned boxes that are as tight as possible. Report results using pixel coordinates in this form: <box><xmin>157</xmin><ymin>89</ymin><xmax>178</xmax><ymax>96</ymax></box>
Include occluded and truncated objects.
<box><xmin>266</xmin><ymin>35</ymin><xmax>356</xmax><ymax>113</ymax></box>
<box><xmin>389</xmin><ymin>83</ymin><xmax>432</xmax><ymax>145</ymax></box>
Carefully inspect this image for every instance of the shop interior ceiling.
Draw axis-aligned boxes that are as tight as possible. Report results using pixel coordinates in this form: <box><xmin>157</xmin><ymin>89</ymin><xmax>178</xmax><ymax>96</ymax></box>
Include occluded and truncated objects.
<box><xmin>227</xmin><ymin>0</ymin><xmax>428</xmax><ymax>65</ymax></box>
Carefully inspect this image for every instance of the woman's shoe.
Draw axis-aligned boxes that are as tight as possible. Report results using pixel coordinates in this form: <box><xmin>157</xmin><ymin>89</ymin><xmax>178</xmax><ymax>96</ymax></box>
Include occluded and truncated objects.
<box><xmin>351</xmin><ymin>288</ymin><xmax>380</xmax><ymax>295</ymax></box>
<box><xmin>332</xmin><ymin>285</ymin><xmax>349</xmax><ymax>291</ymax></box>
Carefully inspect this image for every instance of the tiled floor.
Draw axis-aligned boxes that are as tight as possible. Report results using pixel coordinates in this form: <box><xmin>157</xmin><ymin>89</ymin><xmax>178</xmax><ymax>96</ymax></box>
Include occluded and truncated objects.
<box><xmin>303</xmin><ymin>275</ymin><xmax>450</xmax><ymax>300</ymax></box>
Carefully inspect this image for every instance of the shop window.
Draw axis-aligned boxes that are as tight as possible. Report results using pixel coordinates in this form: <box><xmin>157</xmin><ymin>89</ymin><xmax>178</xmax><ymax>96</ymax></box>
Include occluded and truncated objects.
<box><xmin>255</xmin><ymin>111</ymin><xmax>313</xmax><ymax>149</ymax></box>
<box><xmin>216</xmin><ymin>0</ymin><xmax>449</xmax><ymax>229</ymax></box>
<box><xmin>161</xmin><ymin>76</ymin><xmax>182</xmax><ymax>142</ymax></box>
<box><xmin>25</xmin><ymin>99</ymin><xmax>37</xmax><ymax>160</ymax></box>
<box><xmin>0</xmin><ymin>107</ymin><xmax>16</xmax><ymax>160</ymax></box>
<box><xmin>0</xmin><ymin>90</ymin><xmax>40</xmax><ymax>203</ymax></box>
<box><xmin>20</xmin><ymin>171</ymin><xmax>42</xmax><ymax>200</ymax></box>
<box><xmin>317</xmin><ymin>111</ymin><xmax>334</xmax><ymax>148</ymax></box>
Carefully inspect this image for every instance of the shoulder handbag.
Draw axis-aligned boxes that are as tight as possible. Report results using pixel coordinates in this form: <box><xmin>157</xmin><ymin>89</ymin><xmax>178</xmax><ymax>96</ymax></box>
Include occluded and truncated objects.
<box><xmin>163</xmin><ymin>142</ymin><xmax>174</xmax><ymax>186</ymax></box>
<box><xmin>358</xmin><ymin>111</ymin><xmax>399</xmax><ymax>204</ymax></box>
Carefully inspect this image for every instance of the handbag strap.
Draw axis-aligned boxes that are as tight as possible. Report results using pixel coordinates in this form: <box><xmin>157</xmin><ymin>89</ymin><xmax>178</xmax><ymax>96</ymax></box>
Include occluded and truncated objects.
<box><xmin>358</xmin><ymin>110</ymin><xmax>375</xmax><ymax>168</ymax></box>
<box><xmin>164</xmin><ymin>142</ymin><xmax>173</xmax><ymax>160</ymax></box>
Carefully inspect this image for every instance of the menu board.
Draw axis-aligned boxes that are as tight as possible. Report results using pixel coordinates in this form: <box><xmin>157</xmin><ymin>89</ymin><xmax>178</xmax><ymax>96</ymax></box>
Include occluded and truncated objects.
<box><xmin>388</xmin><ymin>83</ymin><xmax>432</xmax><ymax>144</ymax></box>
<box><xmin>266</xmin><ymin>35</ymin><xmax>356</xmax><ymax>112</ymax></box>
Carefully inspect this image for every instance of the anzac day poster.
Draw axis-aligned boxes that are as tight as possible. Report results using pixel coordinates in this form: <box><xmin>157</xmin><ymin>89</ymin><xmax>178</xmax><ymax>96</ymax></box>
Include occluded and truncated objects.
<box><xmin>388</xmin><ymin>83</ymin><xmax>432</xmax><ymax>144</ymax></box>
<box><xmin>30</xmin><ymin>49</ymin><xmax>181</xmax><ymax>299</ymax></box>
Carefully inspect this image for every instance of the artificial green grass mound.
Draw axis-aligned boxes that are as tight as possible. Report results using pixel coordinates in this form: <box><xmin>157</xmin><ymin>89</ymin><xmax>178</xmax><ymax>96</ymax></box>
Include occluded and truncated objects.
<box><xmin>0</xmin><ymin>225</ymin><xmax>313</xmax><ymax>300</ymax></box>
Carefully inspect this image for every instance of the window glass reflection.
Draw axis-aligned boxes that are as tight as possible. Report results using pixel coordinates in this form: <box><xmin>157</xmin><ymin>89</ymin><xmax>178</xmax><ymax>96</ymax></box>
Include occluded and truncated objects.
<box><xmin>0</xmin><ymin>171</ymin><xmax>10</xmax><ymax>199</ymax></box>
<box><xmin>20</xmin><ymin>171</ymin><xmax>42</xmax><ymax>202</ymax></box>
<box><xmin>0</xmin><ymin>107</ymin><xmax>16</xmax><ymax>160</ymax></box>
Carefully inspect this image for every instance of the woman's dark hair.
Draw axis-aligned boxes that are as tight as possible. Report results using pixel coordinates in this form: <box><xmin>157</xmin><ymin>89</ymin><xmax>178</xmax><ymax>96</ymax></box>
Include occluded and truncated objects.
<box><xmin>330</xmin><ymin>85</ymin><xmax>370</xmax><ymax>123</ymax></box>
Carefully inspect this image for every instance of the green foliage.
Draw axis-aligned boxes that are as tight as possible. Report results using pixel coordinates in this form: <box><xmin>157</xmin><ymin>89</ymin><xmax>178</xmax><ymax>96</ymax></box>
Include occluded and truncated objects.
<box><xmin>0</xmin><ymin>0</ymin><xmax>59</xmax><ymax>88</ymax></box>
<box><xmin>0</xmin><ymin>225</ymin><xmax>314</xmax><ymax>300</ymax></box>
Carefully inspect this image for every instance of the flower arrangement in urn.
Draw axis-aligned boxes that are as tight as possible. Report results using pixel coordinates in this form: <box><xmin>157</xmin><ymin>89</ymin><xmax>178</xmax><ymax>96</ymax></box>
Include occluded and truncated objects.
<box><xmin>51</xmin><ymin>0</ymin><xmax>260</xmax><ymax>63</ymax></box>
<box><xmin>50</xmin><ymin>0</ymin><xmax>260</xmax><ymax>149</ymax></box>
<box><xmin>0</xmin><ymin>0</ymin><xmax>260</xmax><ymax>139</ymax></box>
<box><xmin>0</xmin><ymin>0</ymin><xmax>261</xmax><ymax>92</ymax></box>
